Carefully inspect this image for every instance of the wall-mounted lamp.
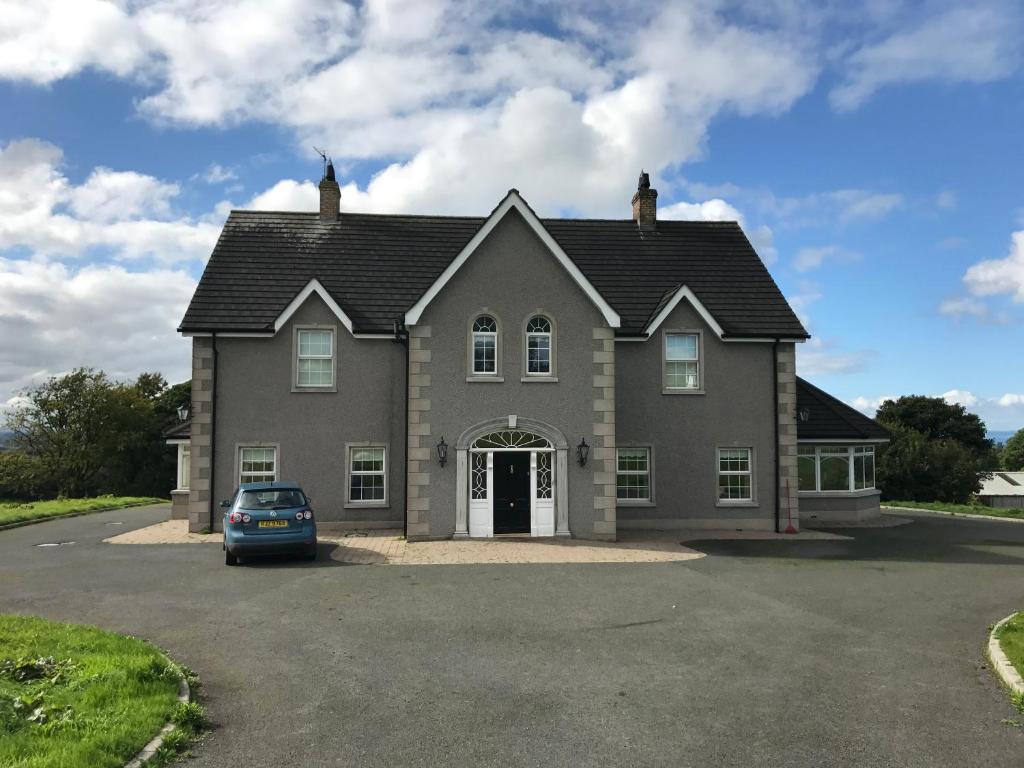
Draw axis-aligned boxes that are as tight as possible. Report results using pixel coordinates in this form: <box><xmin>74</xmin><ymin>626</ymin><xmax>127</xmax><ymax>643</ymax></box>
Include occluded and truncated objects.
<box><xmin>436</xmin><ymin>436</ymin><xmax>448</xmax><ymax>468</ymax></box>
<box><xmin>577</xmin><ymin>438</ymin><xmax>590</xmax><ymax>467</ymax></box>
<box><xmin>176</xmin><ymin>404</ymin><xmax>190</xmax><ymax>422</ymax></box>
<box><xmin>798</xmin><ymin>407</ymin><xmax>810</xmax><ymax>423</ymax></box>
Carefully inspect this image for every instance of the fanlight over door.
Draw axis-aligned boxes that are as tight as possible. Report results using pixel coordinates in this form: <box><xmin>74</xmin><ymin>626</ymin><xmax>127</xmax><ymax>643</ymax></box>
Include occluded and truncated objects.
<box><xmin>472</xmin><ymin>430</ymin><xmax>551</xmax><ymax>450</ymax></box>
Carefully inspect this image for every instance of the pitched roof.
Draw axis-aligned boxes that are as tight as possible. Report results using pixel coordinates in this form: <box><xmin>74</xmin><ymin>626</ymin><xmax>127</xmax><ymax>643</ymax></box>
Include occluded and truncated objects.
<box><xmin>164</xmin><ymin>420</ymin><xmax>191</xmax><ymax>440</ymax></box>
<box><xmin>179</xmin><ymin>197</ymin><xmax>808</xmax><ymax>338</ymax></box>
<box><xmin>979</xmin><ymin>472</ymin><xmax>1024</xmax><ymax>497</ymax></box>
<box><xmin>796</xmin><ymin>377</ymin><xmax>890</xmax><ymax>442</ymax></box>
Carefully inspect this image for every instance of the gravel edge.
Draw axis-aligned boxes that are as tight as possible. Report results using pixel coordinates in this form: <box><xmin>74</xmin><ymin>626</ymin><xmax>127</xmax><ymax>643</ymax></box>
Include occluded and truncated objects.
<box><xmin>986</xmin><ymin>613</ymin><xmax>1024</xmax><ymax>697</ymax></box>
<box><xmin>124</xmin><ymin>675</ymin><xmax>191</xmax><ymax>768</ymax></box>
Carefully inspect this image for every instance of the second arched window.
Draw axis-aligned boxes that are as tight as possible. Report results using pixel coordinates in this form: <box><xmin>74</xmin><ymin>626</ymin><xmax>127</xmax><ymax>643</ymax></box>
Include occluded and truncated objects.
<box><xmin>526</xmin><ymin>316</ymin><xmax>552</xmax><ymax>376</ymax></box>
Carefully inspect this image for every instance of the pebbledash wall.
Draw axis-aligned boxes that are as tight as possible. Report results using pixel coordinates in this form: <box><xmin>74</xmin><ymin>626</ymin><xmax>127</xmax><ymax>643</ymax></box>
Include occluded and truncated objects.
<box><xmin>410</xmin><ymin>210</ymin><xmax>615</xmax><ymax>540</ymax></box>
<box><xmin>188</xmin><ymin>296</ymin><xmax>406</xmax><ymax>532</ymax></box>
<box><xmin>615</xmin><ymin>298</ymin><xmax>798</xmax><ymax>531</ymax></box>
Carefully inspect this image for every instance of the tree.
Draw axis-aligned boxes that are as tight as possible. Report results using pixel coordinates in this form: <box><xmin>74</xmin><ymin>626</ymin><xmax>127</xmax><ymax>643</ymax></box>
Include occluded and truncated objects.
<box><xmin>4</xmin><ymin>369</ymin><xmax>192</xmax><ymax>499</ymax></box>
<box><xmin>876</xmin><ymin>396</ymin><xmax>994</xmax><ymax>463</ymax></box>
<box><xmin>1003</xmin><ymin>428</ymin><xmax>1024</xmax><ymax>471</ymax></box>
<box><xmin>876</xmin><ymin>423</ymin><xmax>981</xmax><ymax>503</ymax></box>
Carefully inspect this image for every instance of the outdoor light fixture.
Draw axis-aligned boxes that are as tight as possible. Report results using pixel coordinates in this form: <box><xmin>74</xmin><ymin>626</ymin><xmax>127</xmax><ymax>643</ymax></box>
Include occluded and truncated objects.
<box><xmin>577</xmin><ymin>438</ymin><xmax>590</xmax><ymax>467</ymax></box>
<box><xmin>436</xmin><ymin>436</ymin><xmax>448</xmax><ymax>468</ymax></box>
<box><xmin>176</xmin><ymin>404</ymin><xmax>190</xmax><ymax>422</ymax></box>
<box><xmin>798</xmin><ymin>407</ymin><xmax>810</xmax><ymax>423</ymax></box>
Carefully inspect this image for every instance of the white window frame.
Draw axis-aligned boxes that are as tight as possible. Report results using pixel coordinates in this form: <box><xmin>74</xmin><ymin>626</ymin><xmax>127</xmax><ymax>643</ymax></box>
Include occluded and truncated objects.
<box><xmin>294</xmin><ymin>326</ymin><xmax>336</xmax><ymax>391</ymax></box>
<box><xmin>524</xmin><ymin>314</ymin><xmax>554</xmax><ymax>378</ymax></box>
<box><xmin>717</xmin><ymin>447</ymin><xmax>754</xmax><ymax>504</ymax></box>
<box><xmin>469</xmin><ymin>314</ymin><xmax>501</xmax><ymax>379</ymax></box>
<box><xmin>178</xmin><ymin>443</ymin><xmax>191</xmax><ymax>490</ymax></box>
<box><xmin>238</xmin><ymin>445</ymin><xmax>278</xmax><ymax>485</ymax></box>
<box><xmin>346</xmin><ymin>444</ymin><xmax>388</xmax><ymax>507</ymax></box>
<box><xmin>663</xmin><ymin>330</ymin><xmax>703</xmax><ymax>394</ymax></box>
<box><xmin>797</xmin><ymin>445</ymin><xmax>877</xmax><ymax>493</ymax></box>
<box><xmin>615</xmin><ymin>447</ymin><xmax>653</xmax><ymax>504</ymax></box>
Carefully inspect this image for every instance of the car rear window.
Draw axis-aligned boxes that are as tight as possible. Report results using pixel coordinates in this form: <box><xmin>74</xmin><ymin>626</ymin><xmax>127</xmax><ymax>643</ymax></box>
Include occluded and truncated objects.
<box><xmin>238</xmin><ymin>489</ymin><xmax>307</xmax><ymax>510</ymax></box>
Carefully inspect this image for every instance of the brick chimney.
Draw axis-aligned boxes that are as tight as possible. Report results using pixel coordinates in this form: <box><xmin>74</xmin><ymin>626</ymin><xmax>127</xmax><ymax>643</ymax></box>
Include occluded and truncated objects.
<box><xmin>631</xmin><ymin>170</ymin><xmax>657</xmax><ymax>230</ymax></box>
<box><xmin>319</xmin><ymin>160</ymin><xmax>340</xmax><ymax>221</ymax></box>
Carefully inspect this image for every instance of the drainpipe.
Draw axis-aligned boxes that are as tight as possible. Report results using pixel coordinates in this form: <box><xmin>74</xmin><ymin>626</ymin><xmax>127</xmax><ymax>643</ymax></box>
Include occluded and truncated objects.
<box><xmin>773</xmin><ymin>339</ymin><xmax>780</xmax><ymax>534</ymax></box>
<box><xmin>393</xmin><ymin>320</ymin><xmax>410</xmax><ymax>539</ymax></box>
<box><xmin>209</xmin><ymin>332</ymin><xmax>219</xmax><ymax>530</ymax></box>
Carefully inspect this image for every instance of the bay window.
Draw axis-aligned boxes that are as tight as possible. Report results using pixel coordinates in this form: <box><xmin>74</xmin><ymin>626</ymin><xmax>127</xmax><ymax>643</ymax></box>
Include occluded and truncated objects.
<box><xmin>797</xmin><ymin>445</ymin><xmax>876</xmax><ymax>492</ymax></box>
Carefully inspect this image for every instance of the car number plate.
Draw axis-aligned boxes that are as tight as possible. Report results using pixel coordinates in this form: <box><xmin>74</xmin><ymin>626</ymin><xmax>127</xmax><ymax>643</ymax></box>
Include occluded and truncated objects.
<box><xmin>257</xmin><ymin>520</ymin><xmax>288</xmax><ymax>528</ymax></box>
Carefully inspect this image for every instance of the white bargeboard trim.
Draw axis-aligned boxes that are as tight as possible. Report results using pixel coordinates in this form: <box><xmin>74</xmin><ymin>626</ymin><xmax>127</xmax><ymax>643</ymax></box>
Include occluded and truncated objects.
<box><xmin>275</xmin><ymin>278</ymin><xmax>354</xmax><ymax>335</ymax></box>
<box><xmin>404</xmin><ymin>190</ymin><xmax>621</xmax><ymax>328</ymax></box>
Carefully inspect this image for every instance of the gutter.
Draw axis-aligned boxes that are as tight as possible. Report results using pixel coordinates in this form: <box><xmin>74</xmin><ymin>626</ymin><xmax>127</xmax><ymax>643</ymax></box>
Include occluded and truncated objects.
<box><xmin>393</xmin><ymin>321</ymin><xmax>410</xmax><ymax>539</ymax></box>
<box><xmin>209</xmin><ymin>332</ymin><xmax>218</xmax><ymax>530</ymax></box>
<box><xmin>773</xmin><ymin>339</ymin><xmax>780</xmax><ymax>534</ymax></box>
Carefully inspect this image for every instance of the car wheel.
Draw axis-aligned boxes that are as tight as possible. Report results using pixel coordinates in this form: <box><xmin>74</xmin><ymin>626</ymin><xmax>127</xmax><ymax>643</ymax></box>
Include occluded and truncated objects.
<box><xmin>225</xmin><ymin>550</ymin><xmax>238</xmax><ymax>566</ymax></box>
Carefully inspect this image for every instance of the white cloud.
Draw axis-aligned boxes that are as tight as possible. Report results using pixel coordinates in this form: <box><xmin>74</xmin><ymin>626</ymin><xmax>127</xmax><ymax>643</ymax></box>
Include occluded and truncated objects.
<box><xmin>940</xmin><ymin>389</ymin><xmax>978</xmax><ymax>408</ymax></box>
<box><xmin>935</xmin><ymin>190</ymin><xmax>957</xmax><ymax>210</ymax></box>
<box><xmin>661</xmin><ymin>198</ymin><xmax>743</xmax><ymax>223</ymax></box>
<box><xmin>797</xmin><ymin>337</ymin><xmax>875</xmax><ymax>376</ymax></box>
<box><xmin>850</xmin><ymin>395</ymin><xmax>897</xmax><ymax>414</ymax></box>
<box><xmin>246</xmin><ymin>179</ymin><xmax>319</xmax><ymax>212</ymax></box>
<box><xmin>963</xmin><ymin>230</ymin><xmax>1024</xmax><ymax>302</ymax></box>
<box><xmin>793</xmin><ymin>245</ymin><xmax>860</xmax><ymax>272</ymax></box>
<box><xmin>831</xmin><ymin>5</ymin><xmax>1022</xmax><ymax>111</ymax></box>
<box><xmin>999</xmin><ymin>393</ymin><xmax>1024</xmax><ymax>407</ymax></box>
<box><xmin>0</xmin><ymin>138</ymin><xmax>218</xmax><ymax>263</ymax></box>
<box><xmin>833</xmin><ymin>190</ymin><xmax>903</xmax><ymax>223</ymax></box>
<box><xmin>199</xmin><ymin>163</ymin><xmax>237</xmax><ymax>184</ymax></box>
<box><xmin>0</xmin><ymin>257</ymin><xmax>196</xmax><ymax>406</ymax></box>
<box><xmin>0</xmin><ymin>1</ymin><xmax>820</xmax><ymax>217</ymax></box>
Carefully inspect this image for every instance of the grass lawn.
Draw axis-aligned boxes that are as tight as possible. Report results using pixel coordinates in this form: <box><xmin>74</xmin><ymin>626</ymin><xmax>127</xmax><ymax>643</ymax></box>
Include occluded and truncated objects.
<box><xmin>996</xmin><ymin>612</ymin><xmax>1024</xmax><ymax>680</ymax></box>
<box><xmin>0</xmin><ymin>496</ymin><xmax>164</xmax><ymax>527</ymax></box>
<box><xmin>882</xmin><ymin>500</ymin><xmax>1024</xmax><ymax>521</ymax></box>
<box><xmin>0</xmin><ymin>615</ymin><xmax>187</xmax><ymax>768</ymax></box>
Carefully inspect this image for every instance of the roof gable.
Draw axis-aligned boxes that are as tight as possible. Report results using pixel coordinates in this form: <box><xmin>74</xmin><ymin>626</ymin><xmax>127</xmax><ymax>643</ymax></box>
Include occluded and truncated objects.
<box><xmin>404</xmin><ymin>190</ymin><xmax>621</xmax><ymax>328</ymax></box>
<box><xmin>274</xmin><ymin>278</ymin><xmax>355</xmax><ymax>335</ymax></box>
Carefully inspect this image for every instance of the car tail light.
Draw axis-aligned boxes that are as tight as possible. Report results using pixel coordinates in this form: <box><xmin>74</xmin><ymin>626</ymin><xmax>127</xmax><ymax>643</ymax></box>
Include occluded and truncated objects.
<box><xmin>228</xmin><ymin>511</ymin><xmax>243</xmax><ymax>524</ymax></box>
<box><xmin>242</xmin><ymin>514</ymin><xmax>251</xmax><ymax>523</ymax></box>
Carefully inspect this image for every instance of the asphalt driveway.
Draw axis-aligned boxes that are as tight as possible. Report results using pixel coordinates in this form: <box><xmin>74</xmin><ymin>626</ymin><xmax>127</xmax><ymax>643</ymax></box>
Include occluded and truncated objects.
<box><xmin>1</xmin><ymin>506</ymin><xmax>1022</xmax><ymax>767</ymax></box>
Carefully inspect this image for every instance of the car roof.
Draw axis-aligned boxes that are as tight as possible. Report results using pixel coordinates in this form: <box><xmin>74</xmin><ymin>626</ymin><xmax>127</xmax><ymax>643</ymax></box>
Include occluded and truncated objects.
<box><xmin>238</xmin><ymin>481</ymin><xmax>303</xmax><ymax>491</ymax></box>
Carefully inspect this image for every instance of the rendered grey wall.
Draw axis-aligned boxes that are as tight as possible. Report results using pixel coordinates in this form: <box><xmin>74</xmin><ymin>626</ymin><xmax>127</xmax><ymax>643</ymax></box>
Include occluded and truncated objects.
<box><xmin>615</xmin><ymin>299</ymin><xmax>777</xmax><ymax>529</ymax></box>
<box><xmin>799</xmin><ymin>490</ymin><xmax>882</xmax><ymax>522</ymax></box>
<box><xmin>416</xmin><ymin>209</ymin><xmax>609</xmax><ymax>539</ymax></box>
<box><xmin>210</xmin><ymin>295</ymin><xmax>405</xmax><ymax>529</ymax></box>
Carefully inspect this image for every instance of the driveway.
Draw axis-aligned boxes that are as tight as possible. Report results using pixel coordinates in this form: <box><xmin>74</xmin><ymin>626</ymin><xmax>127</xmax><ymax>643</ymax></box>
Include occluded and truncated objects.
<box><xmin>1</xmin><ymin>506</ymin><xmax>1022</xmax><ymax>767</ymax></box>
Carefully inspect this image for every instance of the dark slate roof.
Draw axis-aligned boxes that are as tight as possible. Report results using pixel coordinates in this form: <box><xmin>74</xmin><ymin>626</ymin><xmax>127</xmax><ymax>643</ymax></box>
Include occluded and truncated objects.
<box><xmin>180</xmin><ymin>203</ymin><xmax>808</xmax><ymax>338</ymax></box>
<box><xmin>797</xmin><ymin>377</ymin><xmax>890</xmax><ymax>441</ymax></box>
<box><xmin>164</xmin><ymin>420</ymin><xmax>191</xmax><ymax>439</ymax></box>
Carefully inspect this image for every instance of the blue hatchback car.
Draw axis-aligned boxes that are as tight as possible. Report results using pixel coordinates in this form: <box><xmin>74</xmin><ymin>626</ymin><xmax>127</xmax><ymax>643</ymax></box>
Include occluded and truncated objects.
<box><xmin>222</xmin><ymin>481</ymin><xmax>317</xmax><ymax>566</ymax></box>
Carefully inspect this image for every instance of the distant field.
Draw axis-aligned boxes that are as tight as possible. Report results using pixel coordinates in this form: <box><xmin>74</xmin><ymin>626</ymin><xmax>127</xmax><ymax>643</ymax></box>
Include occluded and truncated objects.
<box><xmin>0</xmin><ymin>497</ymin><xmax>164</xmax><ymax>527</ymax></box>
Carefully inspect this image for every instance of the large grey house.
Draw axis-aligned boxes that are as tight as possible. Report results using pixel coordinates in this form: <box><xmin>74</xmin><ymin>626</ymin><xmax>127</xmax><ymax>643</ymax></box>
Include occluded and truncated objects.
<box><xmin>171</xmin><ymin>168</ymin><xmax>887</xmax><ymax>538</ymax></box>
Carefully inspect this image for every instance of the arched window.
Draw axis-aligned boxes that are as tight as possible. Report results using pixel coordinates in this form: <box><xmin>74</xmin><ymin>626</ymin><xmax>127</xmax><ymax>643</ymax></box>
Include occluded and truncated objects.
<box><xmin>525</xmin><ymin>315</ymin><xmax>552</xmax><ymax>376</ymax></box>
<box><xmin>471</xmin><ymin>315</ymin><xmax>498</xmax><ymax>375</ymax></box>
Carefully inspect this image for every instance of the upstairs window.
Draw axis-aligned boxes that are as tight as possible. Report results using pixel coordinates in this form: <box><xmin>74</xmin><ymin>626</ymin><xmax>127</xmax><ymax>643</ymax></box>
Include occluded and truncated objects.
<box><xmin>472</xmin><ymin>315</ymin><xmax>498</xmax><ymax>375</ymax></box>
<box><xmin>665</xmin><ymin>333</ymin><xmax>700</xmax><ymax>390</ymax></box>
<box><xmin>526</xmin><ymin>316</ymin><xmax>552</xmax><ymax>375</ymax></box>
<box><xmin>296</xmin><ymin>328</ymin><xmax>334</xmax><ymax>388</ymax></box>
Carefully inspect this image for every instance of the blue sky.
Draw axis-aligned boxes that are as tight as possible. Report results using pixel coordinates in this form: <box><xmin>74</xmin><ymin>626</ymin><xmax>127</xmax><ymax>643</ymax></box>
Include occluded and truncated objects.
<box><xmin>0</xmin><ymin>0</ymin><xmax>1022</xmax><ymax>431</ymax></box>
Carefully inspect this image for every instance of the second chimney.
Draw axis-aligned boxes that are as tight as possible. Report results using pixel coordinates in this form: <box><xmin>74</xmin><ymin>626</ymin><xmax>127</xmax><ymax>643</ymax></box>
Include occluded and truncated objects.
<box><xmin>319</xmin><ymin>160</ymin><xmax>340</xmax><ymax>221</ymax></box>
<box><xmin>632</xmin><ymin>170</ymin><xmax>657</xmax><ymax>230</ymax></box>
